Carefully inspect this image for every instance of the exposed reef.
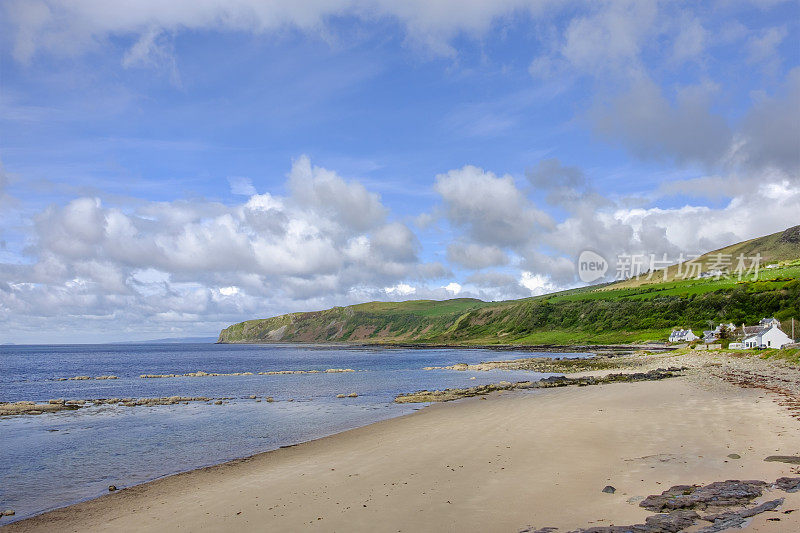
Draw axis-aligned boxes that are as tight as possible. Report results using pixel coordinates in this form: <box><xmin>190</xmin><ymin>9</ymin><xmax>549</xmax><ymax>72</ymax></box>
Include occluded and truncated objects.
<box><xmin>395</xmin><ymin>368</ymin><xmax>686</xmax><ymax>403</ymax></box>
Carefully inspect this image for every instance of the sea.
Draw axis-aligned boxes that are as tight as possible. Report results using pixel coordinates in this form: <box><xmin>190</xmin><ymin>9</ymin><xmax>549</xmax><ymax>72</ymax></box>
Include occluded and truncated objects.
<box><xmin>0</xmin><ymin>343</ymin><xmax>583</xmax><ymax>522</ymax></box>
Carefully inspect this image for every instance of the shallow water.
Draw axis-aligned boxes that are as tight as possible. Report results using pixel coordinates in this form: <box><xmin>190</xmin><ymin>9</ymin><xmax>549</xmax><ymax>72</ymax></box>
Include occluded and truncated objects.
<box><xmin>0</xmin><ymin>343</ymin><xmax>584</xmax><ymax>521</ymax></box>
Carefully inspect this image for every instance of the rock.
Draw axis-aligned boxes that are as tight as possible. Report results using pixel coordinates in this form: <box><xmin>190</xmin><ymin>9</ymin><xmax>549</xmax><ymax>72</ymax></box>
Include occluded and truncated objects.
<box><xmin>214</xmin><ymin>400</ymin><xmax>223</xmax><ymax>405</ymax></box>
<box><xmin>2</xmin><ymin>510</ymin><xmax>15</xmax><ymax>516</ymax></box>
<box><xmin>727</xmin><ymin>453</ymin><xmax>741</xmax><ymax>459</ymax></box>
<box><xmin>764</xmin><ymin>455</ymin><xmax>800</xmax><ymax>464</ymax></box>
<box><xmin>265</xmin><ymin>397</ymin><xmax>274</xmax><ymax>402</ymax></box>
<box><xmin>640</xmin><ymin>480</ymin><xmax>767</xmax><ymax>512</ymax></box>
<box><xmin>775</xmin><ymin>477</ymin><xmax>800</xmax><ymax>493</ymax></box>
<box><xmin>336</xmin><ymin>394</ymin><xmax>346</xmax><ymax>398</ymax></box>
<box><xmin>347</xmin><ymin>393</ymin><xmax>358</xmax><ymax>398</ymax></box>
<box><xmin>602</xmin><ymin>485</ymin><xmax>616</xmax><ymax>494</ymax></box>
<box><xmin>248</xmin><ymin>395</ymin><xmax>256</xmax><ymax>399</ymax></box>
<box><xmin>108</xmin><ymin>485</ymin><xmax>117</xmax><ymax>492</ymax></box>
<box><xmin>699</xmin><ymin>498</ymin><xmax>784</xmax><ymax>532</ymax></box>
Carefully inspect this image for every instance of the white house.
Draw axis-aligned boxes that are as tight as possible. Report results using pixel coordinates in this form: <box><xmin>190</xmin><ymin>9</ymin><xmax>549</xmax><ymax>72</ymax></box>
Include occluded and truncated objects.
<box><xmin>669</xmin><ymin>329</ymin><xmax>698</xmax><ymax>343</ymax></box>
<box><xmin>759</xmin><ymin>317</ymin><xmax>781</xmax><ymax>328</ymax></box>
<box><xmin>743</xmin><ymin>323</ymin><xmax>793</xmax><ymax>349</ymax></box>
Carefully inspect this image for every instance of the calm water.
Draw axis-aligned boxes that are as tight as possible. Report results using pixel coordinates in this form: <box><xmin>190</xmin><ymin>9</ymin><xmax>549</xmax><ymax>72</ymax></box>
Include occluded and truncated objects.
<box><xmin>0</xmin><ymin>343</ymin><xmax>582</xmax><ymax>522</ymax></box>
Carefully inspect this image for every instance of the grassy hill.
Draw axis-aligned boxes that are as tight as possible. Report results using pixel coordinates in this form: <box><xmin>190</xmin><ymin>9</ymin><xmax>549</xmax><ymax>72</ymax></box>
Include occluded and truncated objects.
<box><xmin>218</xmin><ymin>225</ymin><xmax>800</xmax><ymax>345</ymax></box>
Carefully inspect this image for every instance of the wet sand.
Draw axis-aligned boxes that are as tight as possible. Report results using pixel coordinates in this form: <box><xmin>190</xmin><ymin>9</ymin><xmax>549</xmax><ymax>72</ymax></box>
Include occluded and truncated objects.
<box><xmin>5</xmin><ymin>375</ymin><xmax>800</xmax><ymax>532</ymax></box>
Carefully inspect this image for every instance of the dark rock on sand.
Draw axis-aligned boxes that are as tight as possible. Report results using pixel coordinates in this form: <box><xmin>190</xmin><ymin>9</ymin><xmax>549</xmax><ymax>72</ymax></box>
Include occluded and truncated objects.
<box><xmin>639</xmin><ymin>480</ymin><xmax>767</xmax><ymax>512</ymax></box>
<box><xmin>775</xmin><ymin>477</ymin><xmax>800</xmax><ymax>493</ymax></box>
<box><xmin>108</xmin><ymin>485</ymin><xmax>117</xmax><ymax>492</ymax></box>
<box><xmin>698</xmin><ymin>498</ymin><xmax>784</xmax><ymax>532</ymax></box>
<box><xmin>601</xmin><ymin>486</ymin><xmax>616</xmax><ymax>494</ymax></box>
<box><xmin>764</xmin><ymin>455</ymin><xmax>800</xmax><ymax>464</ymax></box>
<box><xmin>569</xmin><ymin>510</ymin><xmax>699</xmax><ymax>532</ymax></box>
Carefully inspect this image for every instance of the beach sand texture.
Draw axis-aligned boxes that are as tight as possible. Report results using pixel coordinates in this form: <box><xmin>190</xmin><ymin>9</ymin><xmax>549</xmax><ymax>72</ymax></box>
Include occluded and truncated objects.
<box><xmin>5</xmin><ymin>376</ymin><xmax>800</xmax><ymax>532</ymax></box>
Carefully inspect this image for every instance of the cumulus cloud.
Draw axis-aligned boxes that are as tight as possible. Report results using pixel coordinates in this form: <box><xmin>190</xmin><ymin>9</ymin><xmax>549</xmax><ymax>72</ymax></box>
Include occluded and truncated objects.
<box><xmin>0</xmin><ymin>156</ymin><xmax>442</xmax><ymax>340</ymax></box>
<box><xmin>429</xmin><ymin>152</ymin><xmax>799</xmax><ymax>291</ymax></box>
<box><xmin>529</xmin><ymin>0</ymin><xmax>658</xmax><ymax>79</ymax></box>
<box><xmin>591</xmin><ymin>78</ymin><xmax>732</xmax><ymax>167</ymax></box>
<box><xmin>446</xmin><ymin>242</ymin><xmax>508</xmax><ymax>269</ymax></box>
<box><xmin>734</xmin><ymin>67</ymin><xmax>800</xmax><ymax>174</ymax></box>
<box><xmin>435</xmin><ymin>165</ymin><xmax>552</xmax><ymax>247</ymax></box>
<box><xmin>590</xmin><ymin>67</ymin><xmax>800</xmax><ymax>177</ymax></box>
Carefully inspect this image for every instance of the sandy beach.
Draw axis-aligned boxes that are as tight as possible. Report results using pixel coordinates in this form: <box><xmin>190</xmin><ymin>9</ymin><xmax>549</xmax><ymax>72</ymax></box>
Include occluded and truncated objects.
<box><xmin>5</xmin><ymin>359</ymin><xmax>800</xmax><ymax>533</ymax></box>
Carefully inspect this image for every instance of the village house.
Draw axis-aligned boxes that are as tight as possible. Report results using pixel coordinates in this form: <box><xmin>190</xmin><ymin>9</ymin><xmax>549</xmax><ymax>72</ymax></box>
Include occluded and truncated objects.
<box><xmin>669</xmin><ymin>329</ymin><xmax>698</xmax><ymax>343</ymax></box>
<box><xmin>673</xmin><ymin>317</ymin><xmax>796</xmax><ymax>349</ymax></box>
<box><xmin>702</xmin><ymin>323</ymin><xmax>736</xmax><ymax>343</ymax></box>
<box><xmin>742</xmin><ymin>323</ymin><xmax>794</xmax><ymax>349</ymax></box>
<box><xmin>759</xmin><ymin>317</ymin><xmax>781</xmax><ymax>328</ymax></box>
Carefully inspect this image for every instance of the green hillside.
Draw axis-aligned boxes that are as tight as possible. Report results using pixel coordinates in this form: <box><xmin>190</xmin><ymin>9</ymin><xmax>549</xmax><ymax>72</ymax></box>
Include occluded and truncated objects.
<box><xmin>218</xmin><ymin>225</ymin><xmax>800</xmax><ymax>345</ymax></box>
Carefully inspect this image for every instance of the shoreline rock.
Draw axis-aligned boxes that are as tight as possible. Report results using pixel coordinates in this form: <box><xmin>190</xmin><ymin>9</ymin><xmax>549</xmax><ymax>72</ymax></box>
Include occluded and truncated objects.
<box><xmin>140</xmin><ymin>368</ymin><xmax>356</xmax><ymax>378</ymax></box>
<box><xmin>395</xmin><ymin>368</ymin><xmax>686</xmax><ymax>403</ymax></box>
<box><xmin>529</xmin><ymin>477</ymin><xmax>799</xmax><ymax>533</ymax></box>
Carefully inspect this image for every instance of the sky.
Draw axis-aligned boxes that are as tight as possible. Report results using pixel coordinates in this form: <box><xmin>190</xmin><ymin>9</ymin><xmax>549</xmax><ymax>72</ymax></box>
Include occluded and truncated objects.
<box><xmin>0</xmin><ymin>0</ymin><xmax>798</xmax><ymax>343</ymax></box>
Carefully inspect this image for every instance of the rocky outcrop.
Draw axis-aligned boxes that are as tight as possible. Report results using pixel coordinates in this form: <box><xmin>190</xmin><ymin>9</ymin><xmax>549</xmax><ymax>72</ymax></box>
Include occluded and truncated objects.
<box><xmin>54</xmin><ymin>375</ymin><xmax>118</xmax><ymax>381</ymax></box>
<box><xmin>395</xmin><ymin>368</ymin><xmax>686</xmax><ymax>403</ymax></box>
<box><xmin>0</xmin><ymin>401</ymin><xmax>80</xmax><ymax>416</ymax></box>
<box><xmin>0</xmin><ymin>395</ymin><xmax>288</xmax><ymax>417</ymax></box>
<box><xmin>140</xmin><ymin>368</ymin><xmax>355</xmax><ymax>378</ymax></box>
<box><xmin>639</xmin><ymin>480</ymin><xmax>767</xmax><ymax>512</ymax></box>
<box><xmin>529</xmin><ymin>477</ymin><xmax>799</xmax><ymax>533</ymax></box>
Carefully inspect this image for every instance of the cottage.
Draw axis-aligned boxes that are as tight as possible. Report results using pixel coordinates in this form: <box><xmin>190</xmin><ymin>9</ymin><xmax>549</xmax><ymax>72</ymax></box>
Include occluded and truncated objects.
<box><xmin>669</xmin><ymin>329</ymin><xmax>698</xmax><ymax>343</ymax></box>
<box><xmin>759</xmin><ymin>317</ymin><xmax>781</xmax><ymax>328</ymax></box>
<box><xmin>702</xmin><ymin>323</ymin><xmax>736</xmax><ymax>343</ymax></box>
<box><xmin>742</xmin><ymin>323</ymin><xmax>793</xmax><ymax>349</ymax></box>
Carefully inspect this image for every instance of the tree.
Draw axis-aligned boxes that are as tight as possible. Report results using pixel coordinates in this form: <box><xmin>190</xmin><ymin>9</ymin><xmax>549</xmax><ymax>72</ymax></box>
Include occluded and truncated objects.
<box><xmin>718</xmin><ymin>323</ymin><xmax>730</xmax><ymax>339</ymax></box>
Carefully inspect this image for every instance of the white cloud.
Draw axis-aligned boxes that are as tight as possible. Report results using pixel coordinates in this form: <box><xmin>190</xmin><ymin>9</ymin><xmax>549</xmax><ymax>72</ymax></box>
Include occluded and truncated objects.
<box><xmin>3</xmin><ymin>0</ymin><xmax>559</xmax><ymax>63</ymax></box>
<box><xmin>385</xmin><ymin>282</ymin><xmax>416</xmax><ymax>296</ymax></box>
<box><xmin>519</xmin><ymin>271</ymin><xmax>557</xmax><ymax>295</ymax></box>
<box><xmin>671</xmin><ymin>15</ymin><xmax>707</xmax><ymax>64</ymax></box>
<box><xmin>443</xmin><ymin>282</ymin><xmax>462</xmax><ymax>295</ymax></box>
<box><xmin>228</xmin><ymin>177</ymin><xmax>257</xmax><ymax>196</ymax></box>
<box><xmin>218</xmin><ymin>286</ymin><xmax>239</xmax><ymax>296</ymax></box>
<box><xmin>746</xmin><ymin>26</ymin><xmax>788</xmax><ymax>73</ymax></box>
<box><xmin>0</xmin><ymin>156</ymin><xmax>444</xmax><ymax>340</ymax></box>
<box><xmin>435</xmin><ymin>165</ymin><xmax>552</xmax><ymax>246</ymax></box>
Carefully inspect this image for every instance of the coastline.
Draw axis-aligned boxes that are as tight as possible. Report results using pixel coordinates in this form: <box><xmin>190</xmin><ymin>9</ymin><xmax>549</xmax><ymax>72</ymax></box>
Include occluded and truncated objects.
<box><xmin>5</xmin><ymin>355</ymin><xmax>800</xmax><ymax>532</ymax></box>
<box><xmin>215</xmin><ymin>339</ymin><xmax>674</xmax><ymax>354</ymax></box>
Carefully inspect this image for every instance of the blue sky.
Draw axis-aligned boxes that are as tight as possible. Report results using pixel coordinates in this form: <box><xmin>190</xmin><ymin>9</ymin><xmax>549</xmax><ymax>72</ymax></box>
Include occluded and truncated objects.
<box><xmin>0</xmin><ymin>0</ymin><xmax>798</xmax><ymax>343</ymax></box>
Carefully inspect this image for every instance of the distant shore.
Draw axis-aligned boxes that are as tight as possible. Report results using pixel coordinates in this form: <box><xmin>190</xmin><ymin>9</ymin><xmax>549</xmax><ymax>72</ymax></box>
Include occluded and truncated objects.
<box><xmin>216</xmin><ymin>339</ymin><xmax>675</xmax><ymax>353</ymax></box>
<box><xmin>6</xmin><ymin>350</ymin><xmax>800</xmax><ymax>532</ymax></box>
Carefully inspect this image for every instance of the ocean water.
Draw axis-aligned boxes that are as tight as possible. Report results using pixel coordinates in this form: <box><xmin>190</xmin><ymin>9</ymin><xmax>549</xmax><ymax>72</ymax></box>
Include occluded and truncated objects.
<box><xmin>0</xmin><ymin>343</ymin><xmax>582</xmax><ymax>522</ymax></box>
